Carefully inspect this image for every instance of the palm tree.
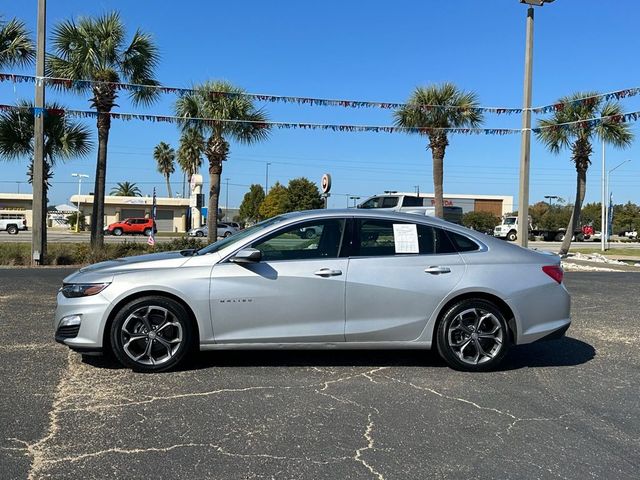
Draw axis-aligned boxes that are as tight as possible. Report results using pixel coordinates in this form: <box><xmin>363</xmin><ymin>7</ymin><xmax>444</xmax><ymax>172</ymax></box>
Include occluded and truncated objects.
<box><xmin>175</xmin><ymin>81</ymin><xmax>269</xmax><ymax>243</ymax></box>
<box><xmin>177</xmin><ymin>128</ymin><xmax>204</xmax><ymax>198</ymax></box>
<box><xmin>153</xmin><ymin>141</ymin><xmax>175</xmax><ymax>198</ymax></box>
<box><xmin>110</xmin><ymin>181</ymin><xmax>142</xmax><ymax>197</ymax></box>
<box><xmin>394</xmin><ymin>83</ymin><xmax>483</xmax><ymax>218</ymax></box>
<box><xmin>0</xmin><ymin>17</ymin><xmax>35</xmax><ymax>68</ymax></box>
<box><xmin>48</xmin><ymin>12</ymin><xmax>160</xmax><ymax>248</ymax></box>
<box><xmin>0</xmin><ymin>100</ymin><xmax>92</xmax><ymax>246</ymax></box>
<box><xmin>536</xmin><ymin>92</ymin><xmax>633</xmax><ymax>255</ymax></box>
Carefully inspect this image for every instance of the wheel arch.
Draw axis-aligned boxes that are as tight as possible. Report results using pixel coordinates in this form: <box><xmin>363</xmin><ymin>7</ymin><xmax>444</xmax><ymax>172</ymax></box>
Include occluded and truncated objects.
<box><xmin>102</xmin><ymin>290</ymin><xmax>200</xmax><ymax>354</ymax></box>
<box><xmin>434</xmin><ymin>292</ymin><xmax>517</xmax><ymax>344</ymax></box>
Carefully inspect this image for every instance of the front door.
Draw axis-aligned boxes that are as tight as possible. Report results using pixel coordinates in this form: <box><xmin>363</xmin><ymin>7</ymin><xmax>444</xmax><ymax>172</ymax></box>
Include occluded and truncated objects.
<box><xmin>210</xmin><ymin>218</ymin><xmax>348</xmax><ymax>343</ymax></box>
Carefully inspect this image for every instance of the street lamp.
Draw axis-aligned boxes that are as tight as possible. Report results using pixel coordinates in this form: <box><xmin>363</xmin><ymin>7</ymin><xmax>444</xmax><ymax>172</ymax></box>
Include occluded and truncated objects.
<box><xmin>605</xmin><ymin>159</ymin><xmax>631</xmax><ymax>248</ymax></box>
<box><xmin>224</xmin><ymin>177</ymin><xmax>230</xmax><ymax>214</ymax></box>
<box><xmin>71</xmin><ymin>173</ymin><xmax>89</xmax><ymax>233</ymax></box>
<box><xmin>349</xmin><ymin>196</ymin><xmax>361</xmax><ymax>208</ymax></box>
<box><xmin>516</xmin><ymin>0</ymin><xmax>555</xmax><ymax>248</ymax></box>
<box><xmin>544</xmin><ymin>195</ymin><xmax>558</xmax><ymax>208</ymax></box>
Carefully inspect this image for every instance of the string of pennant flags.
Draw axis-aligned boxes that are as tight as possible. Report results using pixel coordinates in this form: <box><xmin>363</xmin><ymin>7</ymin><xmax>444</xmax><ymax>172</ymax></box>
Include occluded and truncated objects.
<box><xmin>0</xmin><ymin>104</ymin><xmax>520</xmax><ymax>135</ymax></box>
<box><xmin>1</xmin><ymin>103</ymin><xmax>639</xmax><ymax>134</ymax></box>
<box><xmin>2</xmin><ymin>72</ymin><xmax>640</xmax><ymax>116</ymax></box>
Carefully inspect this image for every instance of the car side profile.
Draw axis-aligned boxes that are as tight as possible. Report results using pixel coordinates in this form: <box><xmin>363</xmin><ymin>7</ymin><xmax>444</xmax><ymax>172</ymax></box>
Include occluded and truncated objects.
<box><xmin>187</xmin><ymin>223</ymin><xmax>237</xmax><ymax>238</ymax></box>
<box><xmin>105</xmin><ymin>218</ymin><xmax>157</xmax><ymax>236</ymax></box>
<box><xmin>55</xmin><ymin>210</ymin><xmax>570</xmax><ymax>373</ymax></box>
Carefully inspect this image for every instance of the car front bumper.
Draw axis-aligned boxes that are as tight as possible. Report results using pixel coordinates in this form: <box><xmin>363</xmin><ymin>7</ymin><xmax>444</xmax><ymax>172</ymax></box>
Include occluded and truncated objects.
<box><xmin>54</xmin><ymin>291</ymin><xmax>112</xmax><ymax>353</ymax></box>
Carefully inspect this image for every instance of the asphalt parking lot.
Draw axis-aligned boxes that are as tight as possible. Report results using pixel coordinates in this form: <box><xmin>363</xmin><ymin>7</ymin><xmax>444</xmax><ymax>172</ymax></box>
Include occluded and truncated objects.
<box><xmin>1</xmin><ymin>269</ymin><xmax>638</xmax><ymax>479</ymax></box>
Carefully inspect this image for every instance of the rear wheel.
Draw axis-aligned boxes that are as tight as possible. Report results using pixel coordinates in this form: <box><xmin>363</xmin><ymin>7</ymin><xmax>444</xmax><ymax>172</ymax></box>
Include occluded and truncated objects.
<box><xmin>110</xmin><ymin>296</ymin><xmax>194</xmax><ymax>372</ymax></box>
<box><xmin>436</xmin><ymin>299</ymin><xmax>510</xmax><ymax>372</ymax></box>
<box><xmin>113</xmin><ymin>228</ymin><xmax>123</xmax><ymax>236</ymax></box>
<box><xmin>143</xmin><ymin>228</ymin><xmax>152</xmax><ymax>236</ymax></box>
<box><xmin>6</xmin><ymin>225</ymin><xmax>18</xmax><ymax>235</ymax></box>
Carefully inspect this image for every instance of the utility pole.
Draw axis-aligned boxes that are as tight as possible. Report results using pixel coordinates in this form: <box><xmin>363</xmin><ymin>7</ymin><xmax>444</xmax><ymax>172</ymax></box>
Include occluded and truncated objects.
<box><xmin>225</xmin><ymin>177</ymin><xmax>229</xmax><ymax>214</ymax></box>
<box><xmin>32</xmin><ymin>0</ymin><xmax>46</xmax><ymax>265</ymax></box>
<box><xmin>516</xmin><ymin>5</ymin><xmax>534</xmax><ymax>248</ymax></box>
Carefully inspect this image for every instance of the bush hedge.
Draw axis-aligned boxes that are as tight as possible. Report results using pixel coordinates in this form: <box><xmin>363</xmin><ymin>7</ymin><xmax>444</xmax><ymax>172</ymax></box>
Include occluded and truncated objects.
<box><xmin>0</xmin><ymin>237</ymin><xmax>206</xmax><ymax>266</ymax></box>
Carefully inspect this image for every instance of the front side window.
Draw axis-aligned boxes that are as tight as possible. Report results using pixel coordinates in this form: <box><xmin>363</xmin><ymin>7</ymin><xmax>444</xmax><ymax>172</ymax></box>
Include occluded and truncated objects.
<box><xmin>252</xmin><ymin>219</ymin><xmax>345</xmax><ymax>262</ymax></box>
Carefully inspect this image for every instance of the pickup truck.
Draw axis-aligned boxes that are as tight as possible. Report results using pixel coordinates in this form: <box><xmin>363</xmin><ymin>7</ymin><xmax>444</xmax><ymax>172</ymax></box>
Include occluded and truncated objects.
<box><xmin>0</xmin><ymin>214</ymin><xmax>28</xmax><ymax>234</ymax></box>
<box><xmin>357</xmin><ymin>194</ymin><xmax>463</xmax><ymax>224</ymax></box>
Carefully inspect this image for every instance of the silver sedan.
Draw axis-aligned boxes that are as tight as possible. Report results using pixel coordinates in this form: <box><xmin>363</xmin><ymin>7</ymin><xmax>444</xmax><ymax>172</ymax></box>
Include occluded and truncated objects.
<box><xmin>54</xmin><ymin>210</ymin><xmax>570</xmax><ymax>372</ymax></box>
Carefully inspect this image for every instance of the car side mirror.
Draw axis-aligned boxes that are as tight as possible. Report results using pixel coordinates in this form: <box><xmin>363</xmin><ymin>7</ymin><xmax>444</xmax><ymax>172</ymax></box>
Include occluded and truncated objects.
<box><xmin>229</xmin><ymin>248</ymin><xmax>262</xmax><ymax>264</ymax></box>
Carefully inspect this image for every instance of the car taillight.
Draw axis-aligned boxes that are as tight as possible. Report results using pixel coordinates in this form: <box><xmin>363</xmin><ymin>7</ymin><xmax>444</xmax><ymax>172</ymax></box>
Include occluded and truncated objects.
<box><xmin>542</xmin><ymin>265</ymin><xmax>563</xmax><ymax>284</ymax></box>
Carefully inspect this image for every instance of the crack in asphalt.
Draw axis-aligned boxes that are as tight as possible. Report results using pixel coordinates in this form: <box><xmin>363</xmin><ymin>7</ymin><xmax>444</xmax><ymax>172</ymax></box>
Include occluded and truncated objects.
<box><xmin>7</xmin><ymin>360</ymin><xmax>392</xmax><ymax>478</ymax></box>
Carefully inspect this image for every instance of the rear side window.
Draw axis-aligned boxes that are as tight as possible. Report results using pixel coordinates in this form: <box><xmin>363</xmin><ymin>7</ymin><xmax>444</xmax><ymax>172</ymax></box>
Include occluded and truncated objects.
<box><xmin>446</xmin><ymin>231</ymin><xmax>480</xmax><ymax>252</ymax></box>
<box><xmin>352</xmin><ymin>220</ymin><xmax>458</xmax><ymax>256</ymax></box>
<box><xmin>401</xmin><ymin>196</ymin><xmax>424</xmax><ymax>207</ymax></box>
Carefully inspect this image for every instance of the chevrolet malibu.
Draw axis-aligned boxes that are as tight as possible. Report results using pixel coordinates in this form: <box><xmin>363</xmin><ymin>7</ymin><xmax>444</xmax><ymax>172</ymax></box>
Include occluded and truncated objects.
<box><xmin>54</xmin><ymin>210</ymin><xmax>570</xmax><ymax>372</ymax></box>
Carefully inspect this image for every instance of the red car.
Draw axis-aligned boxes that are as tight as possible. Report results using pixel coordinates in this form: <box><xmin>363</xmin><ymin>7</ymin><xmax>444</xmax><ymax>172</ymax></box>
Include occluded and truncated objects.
<box><xmin>105</xmin><ymin>218</ymin><xmax>157</xmax><ymax>236</ymax></box>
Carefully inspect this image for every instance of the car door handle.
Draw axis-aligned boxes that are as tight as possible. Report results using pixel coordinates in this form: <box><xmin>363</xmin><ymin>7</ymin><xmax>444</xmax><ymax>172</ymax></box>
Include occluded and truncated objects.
<box><xmin>424</xmin><ymin>266</ymin><xmax>451</xmax><ymax>275</ymax></box>
<box><xmin>314</xmin><ymin>268</ymin><xmax>343</xmax><ymax>277</ymax></box>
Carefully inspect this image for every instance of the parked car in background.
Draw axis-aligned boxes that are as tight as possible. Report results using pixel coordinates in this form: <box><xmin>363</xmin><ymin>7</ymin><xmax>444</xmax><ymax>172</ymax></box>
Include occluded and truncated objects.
<box><xmin>187</xmin><ymin>223</ymin><xmax>237</xmax><ymax>238</ymax></box>
<box><xmin>0</xmin><ymin>214</ymin><xmax>28</xmax><ymax>234</ymax></box>
<box><xmin>55</xmin><ymin>209</ymin><xmax>570</xmax><ymax>373</ymax></box>
<box><xmin>226</xmin><ymin>222</ymin><xmax>242</xmax><ymax>230</ymax></box>
<box><xmin>105</xmin><ymin>218</ymin><xmax>156</xmax><ymax>236</ymax></box>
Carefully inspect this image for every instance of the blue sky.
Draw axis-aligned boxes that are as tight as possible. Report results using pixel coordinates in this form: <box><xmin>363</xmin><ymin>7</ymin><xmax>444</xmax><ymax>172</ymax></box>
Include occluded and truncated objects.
<box><xmin>2</xmin><ymin>0</ymin><xmax>639</xmax><ymax>209</ymax></box>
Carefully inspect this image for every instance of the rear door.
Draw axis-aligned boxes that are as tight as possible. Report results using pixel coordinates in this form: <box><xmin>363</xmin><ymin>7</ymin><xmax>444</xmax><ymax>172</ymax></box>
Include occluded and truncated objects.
<box><xmin>345</xmin><ymin>218</ymin><xmax>466</xmax><ymax>342</ymax></box>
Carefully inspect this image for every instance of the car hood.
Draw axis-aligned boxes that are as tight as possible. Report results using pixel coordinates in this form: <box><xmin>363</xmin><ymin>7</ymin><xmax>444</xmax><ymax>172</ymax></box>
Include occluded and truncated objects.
<box><xmin>64</xmin><ymin>251</ymin><xmax>191</xmax><ymax>283</ymax></box>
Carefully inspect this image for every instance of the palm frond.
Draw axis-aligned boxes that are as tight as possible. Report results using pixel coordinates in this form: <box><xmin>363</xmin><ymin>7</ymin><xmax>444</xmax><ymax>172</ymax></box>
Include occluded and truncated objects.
<box><xmin>0</xmin><ymin>18</ymin><xmax>35</xmax><ymax>68</ymax></box>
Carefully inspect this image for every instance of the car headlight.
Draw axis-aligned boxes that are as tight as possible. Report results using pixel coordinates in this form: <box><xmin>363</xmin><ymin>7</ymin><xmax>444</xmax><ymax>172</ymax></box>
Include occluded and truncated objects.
<box><xmin>60</xmin><ymin>283</ymin><xmax>110</xmax><ymax>298</ymax></box>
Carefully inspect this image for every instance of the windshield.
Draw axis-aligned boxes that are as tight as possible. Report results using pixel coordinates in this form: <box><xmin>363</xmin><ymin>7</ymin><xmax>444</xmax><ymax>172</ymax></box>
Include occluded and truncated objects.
<box><xmin>503</xmin><ymin>217</ymin><xmax>516</xmax><ymax>225</ymax></box>
<box><xmin>197</xmin><ymin>216</ymin><xmax>285</xmax><ymax>255</ymax></box>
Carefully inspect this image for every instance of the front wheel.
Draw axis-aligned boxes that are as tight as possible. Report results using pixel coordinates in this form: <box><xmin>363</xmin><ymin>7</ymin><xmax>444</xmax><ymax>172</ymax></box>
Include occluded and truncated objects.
<box><xmin>110</xmin><ymin>296</ymin><xmax>194</xmax><ymax>372</ymax></box>
<box><xmin>506</xmin><ymin>231</ymin><xmax>517</xmax><ymax>242</ymax></box>
<box><xmin>195</xmin><ymin>231</ymin><xmax>204</xmax><ymax>237</ymax></box>
<box><xmin>436</xmin><ymin>299</ymin><xmax>510</xmax><ymax>372</ymax></box>
<box><xmin>113</xmin><ymin>228</ymin><xmax>123</xmax><ymax>236</ymax></box>
<box><xmin>223</xmin><ymin>231</ymin><xmax>232</xmax><ymax>238</ymax></box>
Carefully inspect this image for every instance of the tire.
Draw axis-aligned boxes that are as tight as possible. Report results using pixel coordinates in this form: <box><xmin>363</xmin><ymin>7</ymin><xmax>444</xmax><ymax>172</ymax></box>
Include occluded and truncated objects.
<box><xmin>113</xmin><ymin>228</ymin><xmax>123</xmax><ymax>236</ymax></box>
<box><xmin>110</xmin><ymin>296</ymin><xmax>194</xmax><ymax>373</ymax></box>
<box><xmin>436</xmin><ymin>299</ymin><xmax>510</xmax><ymax>372</ymax></box>
<box><xmin>554</xmin><ymin>232</ymin><xmax>565</xmax><ymax>242</ymax></box>
<box><xmin>143</xmin><ymin>228</ymin><xmax>152</xmax><ymax>236</ymax></box>
<box><xmin>6</xmin><ymin>225</ymin><xmax>18</xmax><ymax>235</ymax></box>
<box><xmin>196</xmin><ymin>231</ymin><xmax>204</xmax><ymax>237</ymax></box>
<box><xmin>576</xmin><ymin>233</ymin><xmax>585</xmax><ymax>242</ymax></box>
<box><xmin>223</xmin><ymin>231</ymin><xmax>232</xmax><ymax>238</ymax></box>
<box><xmin>506</xmin><ymin>231</ymin><xmax>517</xmax><ymax>242</ymax></box>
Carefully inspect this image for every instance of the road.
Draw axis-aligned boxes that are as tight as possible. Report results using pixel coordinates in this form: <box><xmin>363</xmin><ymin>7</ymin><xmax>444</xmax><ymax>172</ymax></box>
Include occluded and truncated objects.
<box><xmin>1</xmin><ymin>269</ymin><xmax>639</xmax><ymax>479</ymax></box>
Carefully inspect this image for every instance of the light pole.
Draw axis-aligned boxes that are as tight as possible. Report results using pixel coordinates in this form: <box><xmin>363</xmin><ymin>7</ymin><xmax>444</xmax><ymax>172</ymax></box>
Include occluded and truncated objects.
<box><xmin>543</xmin><ymin>195</ymin><xmax>558</xmax><ymax>208</ymax></box>
<box><xmin>265</xmin><ymin>162</ymin><xmax>272</xmax><ymax>193</ymax></box>
<box><xmin>601</xmin><ymin>142</ymin><xmax>606</xmax><ymax>251</ymax></box>
<box><xmin>224</xmin><ymin>177</ymin><xmax>230</xmax><ymax>215</ymax></box>
<box><xmin>349</xmin><ymin>196</ymin><xmax>361</xmax><ymax>208</ymax></box>
<box><xmin>605</xmin><ymin>159</ymin><xmax>630</xmax><ymax>249</ymax></box>
<box><xmin>72</xmin><ymin>173</ymin><xmax>89</xmax><ymax>233</ymax></box>
<box><xmin>516</xmin><ymin>0</ymin><xmax>555</xmax><ymax>248</ymax></box>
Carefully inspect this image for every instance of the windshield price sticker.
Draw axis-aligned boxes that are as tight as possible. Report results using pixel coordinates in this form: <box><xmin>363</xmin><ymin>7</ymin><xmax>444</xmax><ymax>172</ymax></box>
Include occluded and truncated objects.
<box><xmin>393</xmin><ymin>224</ymin><xmax>419</xmax><ymax>253</ymax></box>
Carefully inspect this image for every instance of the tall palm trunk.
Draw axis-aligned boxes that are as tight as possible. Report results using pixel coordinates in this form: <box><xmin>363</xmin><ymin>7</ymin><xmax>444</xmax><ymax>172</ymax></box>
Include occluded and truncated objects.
<box><xmin>165</xmin><ymin>174</ymin><xmax>173</xmax><ymax>198</ymax></box>
<box><xmin>205</xmin><ymin>133</ymin><xmax>229</xmax><ymax>243</ymax></box>
<box><xmin>90</xmin><ymin>112</ymin><xmax>110</xmax><ymax>248</ymax></box>
<box><xmin>429</xmin><ymin>133</ymin><xmax>448</xmax><ymax>218</ymax></box>
<box><xmin>560</xmin><ymin>168</ymin><xmax>586</xmax><ymax>255</ymax></box>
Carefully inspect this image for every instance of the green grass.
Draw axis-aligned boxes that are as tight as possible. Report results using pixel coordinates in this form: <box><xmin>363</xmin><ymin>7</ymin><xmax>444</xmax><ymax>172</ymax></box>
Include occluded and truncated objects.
<box><xmin>0</xmin><ymin>237</ymin><xmax>207</xmax><ymax>266</ymax></box>
<box><xmin>566</xmin><ymin>247</ymin><xmax>640</xmax><ymax>257</ymax></box>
